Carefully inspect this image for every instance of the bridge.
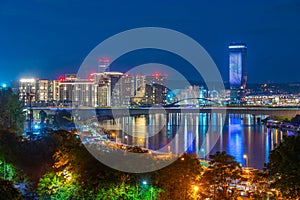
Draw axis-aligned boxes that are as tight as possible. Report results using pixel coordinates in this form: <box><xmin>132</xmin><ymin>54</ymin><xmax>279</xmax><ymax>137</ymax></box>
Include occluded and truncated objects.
<box><xmin>164</xmin><ymin>97</ymin><xmax>219</xmax><ymax>107</ymax></box>
<box><xmin>94</xmin><ymin>107</ymin><xmax>300</xmax><ymax>118</ymax></box>
<box><xmin>32</xmin><ymin>106</ymin><xmax>300</xmax><ymax>122</ymax></box>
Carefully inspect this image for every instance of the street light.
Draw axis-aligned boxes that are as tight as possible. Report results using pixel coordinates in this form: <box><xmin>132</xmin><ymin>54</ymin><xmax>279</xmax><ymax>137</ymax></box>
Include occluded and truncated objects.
<box><xmin>192</xmin><ymin>185</ymin><xmax>200</xmax><ymax>199</ymax></box>
<box><xmin>142</xmin><ymin>180</ymin><xmax>153</xmax><ymax>200</ymax></box>
<box><xmin>201</xmin><ymin>148</ymin><xmax>206</xmax><ymax>160</ymax></box>
<box><xmin>193</xmin><ymin>185</ymin><xmax>199</xmax><ymax>192</ymax></box>
<box><xmin>125</xmin><ymin>135</ymin><xmax>128</xmax><ymax>145</ymax></box>
<box><xmin>243</xmin><ymin>154</ymin><xmax>248</xmax><ymax>168</ymax></box>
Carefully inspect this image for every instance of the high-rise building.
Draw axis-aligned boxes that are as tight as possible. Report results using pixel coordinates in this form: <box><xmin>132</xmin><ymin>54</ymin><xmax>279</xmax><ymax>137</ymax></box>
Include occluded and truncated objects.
<box><xmin>19</xmin><ymin>78</ymin><xmax>37</xmax><ymax>106</ymax></box>
<box><xmin>58</xmin><ymin>75</ymin><xmax>96</xmax><ymax>107</ymax></box>
<box><xmin>93</xmin><ymin>72</ymin><xmax>133</xmax><ymax>107</ymax></box>
<box><xmin>131</xmin><ymin>73</ymin><xmax>168</xmax><ymax>106</ymax></box>
<box><xmin>49</xmin><ymin>80</ymin><xmax>60</xmax><ymax>102</ymax></box>
<box><xmin>18</xmin><ymin>71</ymin><xmax>168</xmax><ymax>107</ymax></box>
<box><xmin>98</xmin><ymin>58</ymin><xmax>110</xmax><ymax>73</ymax></box>
<box><xmin>229</xmin><ymin>42</ymin><xmax>247</xmax><ymax>103</ymax></box>
<box><xmin>37</xmin><ymin>79</ymin><xmax>50</xmax><ymax>103</ymax></box>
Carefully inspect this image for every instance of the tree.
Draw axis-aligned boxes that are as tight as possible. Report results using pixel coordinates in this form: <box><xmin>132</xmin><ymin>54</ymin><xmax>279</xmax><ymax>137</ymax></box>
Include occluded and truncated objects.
<box><xmin>53</xmin><ymin>109</ymin><xmax>73</xmax><ymax>129</ymax></box>
<box><xmin>156</xmin><ymin>153</ymin><xmax>203</xmax><ymax>200</ymax></box>
<box><xmin>0</xmin><ymin>178</ymin><xmax>23</xmax><ymax>200</ymax></box>
<box><xmin>39</xmin><ymin>110</ymin><xmax>47</xmax><ymax>129</ymax></box>
<box><xmin>37</xmin><ymin>171</ymin><xmax>80</xmax><ymax>200</ymax></box>
<box><xmin>0</xmin><ymin>88</ymin><xmax>25</xmax><ymax>133</ymax></box>
<box><xmin>199</xmin><ymin>151</ymin><xmax>242</xmax><ymax>200</ymax></box>
<box><xmin>96</xmin><ymin>182</ymin><xmax>161</xmax><ymax>200</ymax></box>
<box><xmin>266</xmin><ymin>135</ymin><xmax>300</xmax><ymax>198</ymax></box>
<box><xmin>291</xmin><ymin>114</ymin><xmax>300</xmax><ymax>126</ymax></box>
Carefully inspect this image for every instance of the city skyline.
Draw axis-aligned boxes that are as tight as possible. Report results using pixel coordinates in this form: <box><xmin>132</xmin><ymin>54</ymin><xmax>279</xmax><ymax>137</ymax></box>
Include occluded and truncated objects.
<box><xmin>1</xmin><ymin>1</ymin><xmax>300</xmax><ymax>85</ymax></box>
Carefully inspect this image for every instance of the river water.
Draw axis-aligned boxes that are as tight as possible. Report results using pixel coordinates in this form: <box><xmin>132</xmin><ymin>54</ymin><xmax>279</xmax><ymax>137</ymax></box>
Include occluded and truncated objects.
<box><xmin>100</xmin><ymin>113</ymin><xmax>288</xmax><ymax>169</ymax></box>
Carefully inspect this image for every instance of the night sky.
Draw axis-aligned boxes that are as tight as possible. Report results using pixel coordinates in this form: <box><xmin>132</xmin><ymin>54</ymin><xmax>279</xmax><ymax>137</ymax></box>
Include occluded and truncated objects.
<box><xmin>1</xmin><ymin>0</ymin><xmax>300</xmax><ymax>85</ymax></box>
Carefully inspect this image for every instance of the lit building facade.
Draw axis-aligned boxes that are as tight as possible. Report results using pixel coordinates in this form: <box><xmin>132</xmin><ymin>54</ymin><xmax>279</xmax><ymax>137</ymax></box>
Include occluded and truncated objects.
<box><xmin>58</xmin><ymin>74</ymin><xmax>96</xmax><ymax>107</ymax></box>
<box><xmin>19</xmin><ymin>72</ymin><xmax>168</xmax><ymax>107</ymax></box>
<box><xmin>229</xmin><ymin>42</ymin><xmax>247</xmax><ymax>104</ymax></box>
<box><xmin>49</xmin><ymin>80</ymin><xmax>60</xmax><ymax>102</ymax></box>
<box><xmin>37</xmin><ymin>79</ymin><xmax>50</xmax><ymax>103</ymax></box>
<box><xmin>98</xmin><ymin>58</ymin><xmax>110</xmax><ymax>73</ymax></box>
<box><xmin>19</xmin><ymin>78</ymin><xmax>37</xmax><ymax>106</ymax></box>
<box><xmin>131</xmin><ymin>73</ymin><xmax>168</xmax><ymax>106</ymax></box>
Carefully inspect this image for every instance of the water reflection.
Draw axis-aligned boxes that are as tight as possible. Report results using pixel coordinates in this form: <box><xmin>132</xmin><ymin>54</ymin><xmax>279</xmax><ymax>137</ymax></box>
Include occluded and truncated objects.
<box><xmin>100</xmin><ymin>113</ymin><xmax>285</xmax><ymax>169</ymax></box>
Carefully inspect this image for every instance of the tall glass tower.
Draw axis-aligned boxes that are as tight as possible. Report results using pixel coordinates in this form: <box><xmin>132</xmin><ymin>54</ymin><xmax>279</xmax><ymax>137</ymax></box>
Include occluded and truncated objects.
<box><xmin>229</xmin><ymin>42</ymin><xmax>247</xmax><ymax>103</ymax></box>
<box><xmin>98</xmin><ymin>57</ymin><xmax>110</xmax><ymax>73</ymax></box>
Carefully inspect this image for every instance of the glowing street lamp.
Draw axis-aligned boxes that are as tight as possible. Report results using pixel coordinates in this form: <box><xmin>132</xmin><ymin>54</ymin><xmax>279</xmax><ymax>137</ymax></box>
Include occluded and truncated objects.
<box><xmin>201</xmin><ymin>148</ymin><xmax>206</xmax><ymax>160</ymax></box>
<box><xmin>124</xmin><ymin>135</ymin><xmax>128</xmax><ymax>145</ymax></box>
<box><xmin>192</xmin><ymin>185</ymin><xmax>200</xmax><ymax>199</ymax></box>
<box><xmin>141</xmin><ymin>180</ymin><xmax>153</xmax><ymax>200</ymax></box>
<box><xmin>243</xmin><ymin>154</ymin><xmax>248</xmax><ymax>167</ymax></box>
<box><xmin>193</xmin><ymin>185</ymin><xmax>199</xmax><ymax>192</ymax></box>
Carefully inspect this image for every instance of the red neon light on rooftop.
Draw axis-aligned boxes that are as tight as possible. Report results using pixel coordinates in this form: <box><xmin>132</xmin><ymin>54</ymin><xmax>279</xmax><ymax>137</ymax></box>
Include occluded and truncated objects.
<box><xmin>98</xmin><ymin>57</ymin><xmax>110</xmax><ymax>63</ymax></box>
<box><xmin>59</xmin><ymin>77</ymin><xmax>65</xmax><ymax>82</ymax></box>
<box><xmin>154</xmin><ymin>72</ymin><xmax>160</xmax><ymax>77</ymax></box>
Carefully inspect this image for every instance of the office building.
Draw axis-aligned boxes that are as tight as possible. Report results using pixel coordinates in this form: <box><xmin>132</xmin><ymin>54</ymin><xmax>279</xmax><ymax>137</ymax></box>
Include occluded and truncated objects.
<box><xmin>131</xmin><ymin>73</ymin><xmax>168</xmax><ymax>106</ymax></box>
<box><xmin>19</xmin><ymin>78</ymin><xmax>37</xmax><ymax>106</ymax></box>
<box><xmin>229</xmin><ymin>42</ymin><xmax>247</xmax><ymax>103</ymax></box>
<box><xmin>98</xmin><ymin>58</ymin><xmax>110</xmax><ymax>73</ymax></box>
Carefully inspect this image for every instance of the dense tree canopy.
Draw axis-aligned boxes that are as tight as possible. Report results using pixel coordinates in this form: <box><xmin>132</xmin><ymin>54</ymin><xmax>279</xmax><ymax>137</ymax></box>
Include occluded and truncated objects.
<box><xmin>199</xmin><ymin>151</ymin><xmax>242</xmax><ymax>200</ymax></box>
<box><xmin>0</xmin><ymin>88</ymin><xmax>25</xmax><ymax>133</ymax></box>
<box><xmin>155</xmin><ymin>153</ymin><xmax>203</xmax><ymax>200</ymax></box>
<box><xmin>266</xmin><ymin>135</ymin><xmax>300</xmax><ymax>199</ymax></box>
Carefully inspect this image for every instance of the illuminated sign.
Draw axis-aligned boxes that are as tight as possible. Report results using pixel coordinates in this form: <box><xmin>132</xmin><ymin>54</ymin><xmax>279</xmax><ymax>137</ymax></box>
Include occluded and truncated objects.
<box><xmin>20</xmin><ymin>78</ymin><xmax>35</xmax><ymax>83</ymax></box>
<box><xmin>229</xmin><ymin>45</ymin><xmax>246</xmax><ymax>49</ymax></box>
<box><xmin>229</xmin><ymin>52</ymin><xmax>242</xmax><ymax>86</ymax></box>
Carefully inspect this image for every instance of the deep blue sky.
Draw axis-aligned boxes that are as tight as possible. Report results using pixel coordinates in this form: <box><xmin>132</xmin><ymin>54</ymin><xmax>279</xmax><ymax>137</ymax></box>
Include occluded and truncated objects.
<box><xmin>1</xmin><ymin>0</ymin><xmax>300</xmax><ymax>85</ymax></box>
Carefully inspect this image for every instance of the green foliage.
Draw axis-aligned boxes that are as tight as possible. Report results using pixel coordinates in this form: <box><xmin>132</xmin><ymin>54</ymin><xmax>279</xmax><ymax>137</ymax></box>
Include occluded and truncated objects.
<box><xmin>37</xmin><ymin>171</ymin><xmax>80</xmax><ymax>200</ymax></box>
<box><xmin>0</xmin><ymin>178</ymin><xmax>22</xmax><ymax>200</ymax></box>
<box><xmin>199</xmin><ymin>151</ymin><xmax>242</xmax><ymax>200</ymax></box>
<box><xmin>0</xmin><ymin>88</ymin><xmax>25</xmax><ymax>133</ymax></box>
<box><xmin>156</xmin><ymin>153</ymin><xmax>203</xmax><ymax>200</ymax></box>
<box><xmin>96</xmin><ymin>182</ymin><xmax>161</xmax><ymax>200</ymax></box>
<box><xmin>271</xmin><ymin>115</ymin><xmax>292</xmax><ymax>122</ymax></box>
<box><xmin>0</xmin><ymin>160</ymin><xmax>15</xmax><ymax>181</ymax></box>
<box><xmin>266</xmin><ymin>135</ymin><xmax>300</xmax><ymax>198</ymax></box>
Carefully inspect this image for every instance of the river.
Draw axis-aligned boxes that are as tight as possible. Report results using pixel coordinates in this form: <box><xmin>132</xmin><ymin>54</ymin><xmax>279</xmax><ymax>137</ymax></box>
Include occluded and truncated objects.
<box><xmin>100</xmin><ymin>113</ymin><xmax>289</xmax><ymax>169</ymax></box>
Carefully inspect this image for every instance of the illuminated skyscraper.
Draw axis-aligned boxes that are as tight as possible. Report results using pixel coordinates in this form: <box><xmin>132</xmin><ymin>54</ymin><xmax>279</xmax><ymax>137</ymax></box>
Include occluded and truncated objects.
<box><xmin>98</xmin><ymin>57</ymin><xmax>110</xmax><ymax>73</ymax></box>
<box><xmin>229</xmin><ymin>42</ymin><xmax>247</xmax><ymax>103</ymax></box>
